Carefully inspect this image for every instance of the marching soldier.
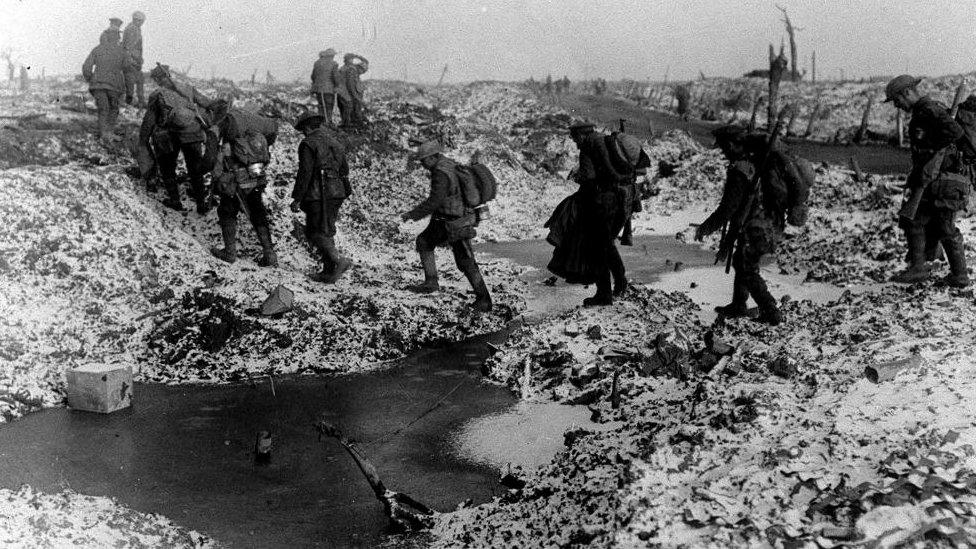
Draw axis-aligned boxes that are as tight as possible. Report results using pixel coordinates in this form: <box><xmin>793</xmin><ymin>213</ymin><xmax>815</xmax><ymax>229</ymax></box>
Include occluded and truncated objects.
<box><xmin>886</xmin><ymin>75</ymin><xmax>970</xmax><ymax>288</ymax></box>
<box><xmin>401</xmin><ymin>141</ymin><xmax>492</xmax><ymax>312</ymax></box>
<box><xmin>139</xmin><ymin>64</ymin><xmax>216</xmax><ymax>213</ymax></box>
<box><xmin>291</xmin><ymin>112</ymin><xmax>354</xmax><ymax>283</ymax></box>
<box><xmin>209</xmin><ymin>102</ymin><xmax>280</xmax><ymax>267</ymax></box>
<box><xmin>695</xmin><ymin>126</ymin><xmax>785</xmax><ymax>325</ymax></box>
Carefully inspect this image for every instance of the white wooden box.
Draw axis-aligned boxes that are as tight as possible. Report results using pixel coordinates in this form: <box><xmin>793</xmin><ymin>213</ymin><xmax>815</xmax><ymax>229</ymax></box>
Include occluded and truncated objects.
<box><xmin>66</xmin><ymin>364</ymin><xmax>133</xmax><ymax>413</ymax></box>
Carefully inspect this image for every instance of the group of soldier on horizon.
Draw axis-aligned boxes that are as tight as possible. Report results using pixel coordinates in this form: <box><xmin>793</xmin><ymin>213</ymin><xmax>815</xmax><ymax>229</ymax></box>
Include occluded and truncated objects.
<box><xmin>82</xmin><ymin>11</ymin><xmax>145</xmax><ymax>140</ymax></box>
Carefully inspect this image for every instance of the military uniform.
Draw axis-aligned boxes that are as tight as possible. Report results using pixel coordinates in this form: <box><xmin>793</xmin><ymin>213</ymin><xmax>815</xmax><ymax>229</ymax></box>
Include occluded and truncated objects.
<box><xmin>294</xmin><ymin>126</ymin><xmax>353</xmax><ymax>281</ymax></box>
<box><xmin>899</xmin><ymin>96</ymin><xmax>967</xmax><ymax>284</ymax></box>
<box><xmin>573</xmin><ymin>130</ymin><xmax>628</xmax><ymax>305</ymax></box>
<box><xmin>139</xmin><ymin>76</ymin><xmax>216</xmax><ymax>212</ymax></box>
<box><xmin>403</xmin><ymin>147</ymin><xmax>491</xmax><ymax>311</ymax></box>
<box><xmin>698</xmin><ymin>157</ymin><xmax>784</xmax><ymax>322</ymax></box>
<box><xmin>211</xmin><ymin>108</ymin><xmax>280</xmax><ymax>266</ymax></box>
<box><xmin>122</xmin><ymin>21</ymin><xmax>144</xmax><ymax>106</ymax></box>
<box><xmin>311</xmin><ymin>53</ymin><xmax>340</xmax><ymax>125</ymax></box>
<box><xmin>338</xmin><ymin>55</ymin><xmax>368</xmax><ymax>128</ymax></box>
<box><xmin>82</xmin><ymin>31</ymin><xmax>130</xmax><ymax>138</ymax></box>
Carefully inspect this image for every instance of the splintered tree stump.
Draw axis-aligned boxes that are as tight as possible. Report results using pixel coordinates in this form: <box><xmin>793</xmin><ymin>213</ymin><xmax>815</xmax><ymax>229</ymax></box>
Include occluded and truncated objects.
<box><xmin>895</xmin><ymin>110</ymin><xmax>905</xmax><ymax>147</ymax></box>
<box><xmin>785</xmin><ymin>107</ymin><xmax>799</xmax><ymax>136</ymax></box>
<box><xmin>854</xmin><ymin>95</ymin><xmax>875</xmax><ymax>144</ymax></box>
<box><xmin>748</xmin><ymin>92</ymin><xmax>763</xmax><ymax>132</ymax></box>
<box><xmin>767</xmin><ymin>49</ymin><xmax>789</xmax><ymax>131</ymax></box>
<box><xmin>804</xmin><ymin>99</ymin><xmax>822</xmax><ymax>138</ymax></box>
<box><xmin>850</xmin><ymin>156</ymin><xmax>865</xmax><ymax>182</ymax></box>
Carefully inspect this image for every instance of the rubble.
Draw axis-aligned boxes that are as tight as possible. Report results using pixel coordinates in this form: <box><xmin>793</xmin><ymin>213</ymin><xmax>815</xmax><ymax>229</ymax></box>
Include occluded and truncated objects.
<box><xmin>0</xmin><ymin>485</ymin><xmax>215</xmax><ymax>547</ymax></box>
<box><xmin>0</xmin><ymin>77</ymin><xmax>592</xmax><ymax>422</ymax></box>
<box><xmin>428</xmin><ymin>86</ymin><xmax>976</xmax><ymax>547</ymax></box>
<box><xmin>8</xmin><ymin>74</ymin><xmax>976</xmax><ymax>547</ymax></box>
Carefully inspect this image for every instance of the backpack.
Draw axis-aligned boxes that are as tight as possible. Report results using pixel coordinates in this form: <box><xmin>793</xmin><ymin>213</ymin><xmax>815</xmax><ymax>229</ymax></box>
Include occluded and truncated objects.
<box><xmin>154</xmin><ymin>87</ymin><xmax>200</xmax><ymax>131</ymax></box>
<box><xmin>231</xmin><ymin>132</ymin><xmax>270</xmax><ymax>166</ymax></box>
<box><xmin>607</xmin><ymin>131</ymin><xmax>646</xmax><ymax>172</ymax></box>
<box><xmin>455</xmin><ymin>162</ymin><xmax>498</xmax><ymax>207</ymax></box>
<box><xmin>763</xmin><ymin>149</ymin><xmax>814</xmax><ymax>227</ymax></box>
<box><xmin>955</xmin><ymin>96</ymin><xmax>976</xmax><ymax>161</ymax></box>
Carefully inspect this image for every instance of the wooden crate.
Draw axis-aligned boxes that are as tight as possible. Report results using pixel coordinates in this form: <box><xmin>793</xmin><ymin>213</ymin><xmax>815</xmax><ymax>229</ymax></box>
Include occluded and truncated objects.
<box><xmin>66</xmin><ymin>364</ymin><xmax>133</xmax><ymax>414</ymax></box>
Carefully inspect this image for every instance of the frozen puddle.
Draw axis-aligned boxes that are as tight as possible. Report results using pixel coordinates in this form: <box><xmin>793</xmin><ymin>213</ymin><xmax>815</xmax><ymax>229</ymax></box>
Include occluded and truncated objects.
<box><xmin>0</xmin><ymin>333</ymin><xmax>521</xmax><ymax>548</ymax></box>
<box><xmin>648</xmin><ymin>263</ymin><xmax>877</xmax><ymax>322</ymax></box>
<box><xmin>451</xmin><ymin>401</ymin><xmax>601</xmax><ymax>471</ymax></box>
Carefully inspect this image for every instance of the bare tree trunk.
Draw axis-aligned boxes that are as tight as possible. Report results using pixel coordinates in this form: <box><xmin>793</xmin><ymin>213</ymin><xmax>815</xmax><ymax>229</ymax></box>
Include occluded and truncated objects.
<box><xmin>811</xmin><ymin>51</ymin><xmax>816</xmax><ymax>83</ymax></box>
<box><xmin>850</xmin><ymin>156</ymin><xmax>864</xmax><ymax>182</ymax></box>
<box><xmin>896</xmin><ymin>110</ymin><xmax>905</xmax><ymax>147</ymax></box>
<box><xmin>748</xmin><ymin>92</ymin><xmax>763</xmax><ymax>132</ymax></box>
<box><xmin>804</xmin><ymin>96</ymin><xmax>822</xmax><ymax>138</ymax></box>
<box><xmin>777</xmin><ymin>6</ymin><xmax>801</xmax><ymax>81</ymax></box>
<box><xmin>768</xmin><ymin>44</ymin><xmax>789</xmax><ymax>132</ymax></box>
<box><xmin>854</xmin><ymin>95</ymin><xmax>875</xmax><ymax>144</ymax></box>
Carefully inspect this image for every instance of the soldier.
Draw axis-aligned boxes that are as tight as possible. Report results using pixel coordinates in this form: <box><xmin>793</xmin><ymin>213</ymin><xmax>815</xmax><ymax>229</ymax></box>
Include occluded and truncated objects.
<box><xmin>290</xmin><ymin>112</ymin><xmax>353</xmax><ymax>283</ymax></box>
<box><xmin>887</xmin><ymin>75</ymin><xmax>969</xmax><ymax>287</ymax></box>
<box><xmin>122</xmin><ymin>11</ymin><xmax>146</xmax><ymax>107</ymax></box>
<box><xmin>100</xmin><ymin>18</ymin><xmax>123</xmax><ymax>45</ymax></box>
<box><xmin>400</xmin><ymin>141</ymin><xmax>492</xmax><ymax>312</ymax></box>
<box><xmin>567</xmin><ymin>121</ymin><xmax>629</xmax><ymax>306</ymax></box>
<box><xmin>310</xmin><ymin>49</ymin><xmax>340</xmax><ymax>126</ymax></box>
<box><xmin>694</xmin><ymin>126</ymin><xmax>784</xmax><ymax>325</ymax></box>
<box><xmin>82</xmin><ymin>28</ymin><xmax>130</xmax><ymax>140</ymax></box>
<box><xmin>139</xmin><ymin>64</ymin><xmax>215</xmax><ymax>213</ymax></box>
<box><xmin>208</xmin><ymin>102</ymin><xmax>280</xmax><ymax>267</ymax></box>
<box><xmin>337</xmin><ymin>53</ymin><xmax>369</xmax><ymax>129</ymax></box>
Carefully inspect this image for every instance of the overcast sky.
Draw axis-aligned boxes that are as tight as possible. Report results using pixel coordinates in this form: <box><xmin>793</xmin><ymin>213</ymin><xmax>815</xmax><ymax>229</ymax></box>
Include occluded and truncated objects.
<box><xmin>2</xmin><ymin>0</ymin><xmax>974</xmax><ymax>83</ymax></box>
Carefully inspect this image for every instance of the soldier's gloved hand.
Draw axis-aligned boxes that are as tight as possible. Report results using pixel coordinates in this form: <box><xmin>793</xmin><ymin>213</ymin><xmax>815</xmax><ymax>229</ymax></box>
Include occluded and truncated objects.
<box><xmin>289</xmin><ymin>200</ymin><xmax>301</xmax><ymax>213</ymax></box>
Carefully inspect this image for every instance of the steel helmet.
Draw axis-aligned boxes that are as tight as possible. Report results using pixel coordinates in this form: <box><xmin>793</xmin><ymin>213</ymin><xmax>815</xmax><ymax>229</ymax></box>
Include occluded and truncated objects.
<box><xmin>884</xmin><ymin>75</ymin><xmax>921</xmax><ymax>102</ymax></box>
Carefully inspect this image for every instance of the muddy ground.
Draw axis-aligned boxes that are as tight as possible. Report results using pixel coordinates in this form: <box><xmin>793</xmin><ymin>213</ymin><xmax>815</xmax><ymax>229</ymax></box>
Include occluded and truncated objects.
<box><xmin>3</xmin><ymin>76</ymin><xmax>976</xmax><ymax>548</ymax></box>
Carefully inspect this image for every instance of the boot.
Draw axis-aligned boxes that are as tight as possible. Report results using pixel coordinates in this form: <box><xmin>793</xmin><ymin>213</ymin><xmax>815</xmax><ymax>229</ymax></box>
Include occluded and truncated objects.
<box><xmin>613</xmin><ymin>278</ymin><xmax>628</xmax><ymax>297</ymax></box>
<box><xmin>162</xmin><ymin>179</ymin><xmax>183</xmax><ymax>211</ymax></box>
<box><xmin>406</xmin><ymin>251</ymin><xmax>440</xmax><ymax>293</ymax></box>
<box><xmin>891</xmin><ymin>264</ymin><xmax>932</xmax><ymax>283</ymax></box>
<box><xmin>583</xmin><ymin>293</ymin><xmax>613</xmax><ymax>307</ymax></box>
<box><xmin>755</xmin><ymin>306</ymin><xmax>783</xmax><ymax>326</ymax></box>
<box><xmin>715</xmin><ymin>278</ymin><xmax>749</xmax><ymax>317</ymax></box>
<box><xmin>210</xmin><ymin>221</ymin><xmax>238</xmax><ymax>263</ymax></box>
<box><xmin>941</xmin><ymin>240</ymin><xmax>970</xmax><ymax>288</ymax></box>
<box><xmin>585</xmin><ymin>265</ymin><xmax>614</xmax><ymax>307</ymax></box>
<box><xmin>893</xmin><ymin>231</ymin><xmax>930</xmax><ymax>283</ymax></box>
<box><xmin>459</xmin><ymin>258</ymin><xmax>492</xmax><ymax>312</ymax></box>
<box><xmin>748</xmin><ymin>278</ymin><xmax>782</xmax><ymax>326</ymax></box>
<box><xmin>254</xmin><ymin>226</ymin><xmax>278</xmax><ymax>268</ymax></box>
<box><xmin>619</xmin><ymin>218</ymin><xmax>634</xmax><ymax>246</ymax></box>
<box><xmin>311</xmin><ymin>240</ymin><xmax>352</xmax><ymax>283</ymax></box>
<box><xmin>608</xmin><ymin>247</ymin><xmax>627</xmax><ymax>296</ymax></box>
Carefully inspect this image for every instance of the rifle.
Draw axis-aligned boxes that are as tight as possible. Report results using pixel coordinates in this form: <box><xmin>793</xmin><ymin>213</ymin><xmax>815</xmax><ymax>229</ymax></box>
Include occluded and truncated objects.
<box><xmin>721</xmin><ymin>105</ymin><xmax>792</xmax><ymax>274</ymax></box>
<box><xmin>899</xmin><ymin>84</ymin><xmax>968</xmax><ymax>221</ymax></box>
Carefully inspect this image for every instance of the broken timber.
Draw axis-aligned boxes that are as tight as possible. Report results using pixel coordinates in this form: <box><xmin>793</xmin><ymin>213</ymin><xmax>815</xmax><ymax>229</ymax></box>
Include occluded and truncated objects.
<box><xmin>314</xmin><ymin>419</ymin><xmax>434</xmax><ymax>531</ymax></box>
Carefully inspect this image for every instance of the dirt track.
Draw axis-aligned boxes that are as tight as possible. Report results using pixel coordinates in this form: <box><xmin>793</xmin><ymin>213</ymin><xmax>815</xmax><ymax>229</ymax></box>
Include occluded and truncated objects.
<box><xmin>561</xmin><ymin>94</ymin><xmax>911</xmax><ymax>175</ymax></box>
